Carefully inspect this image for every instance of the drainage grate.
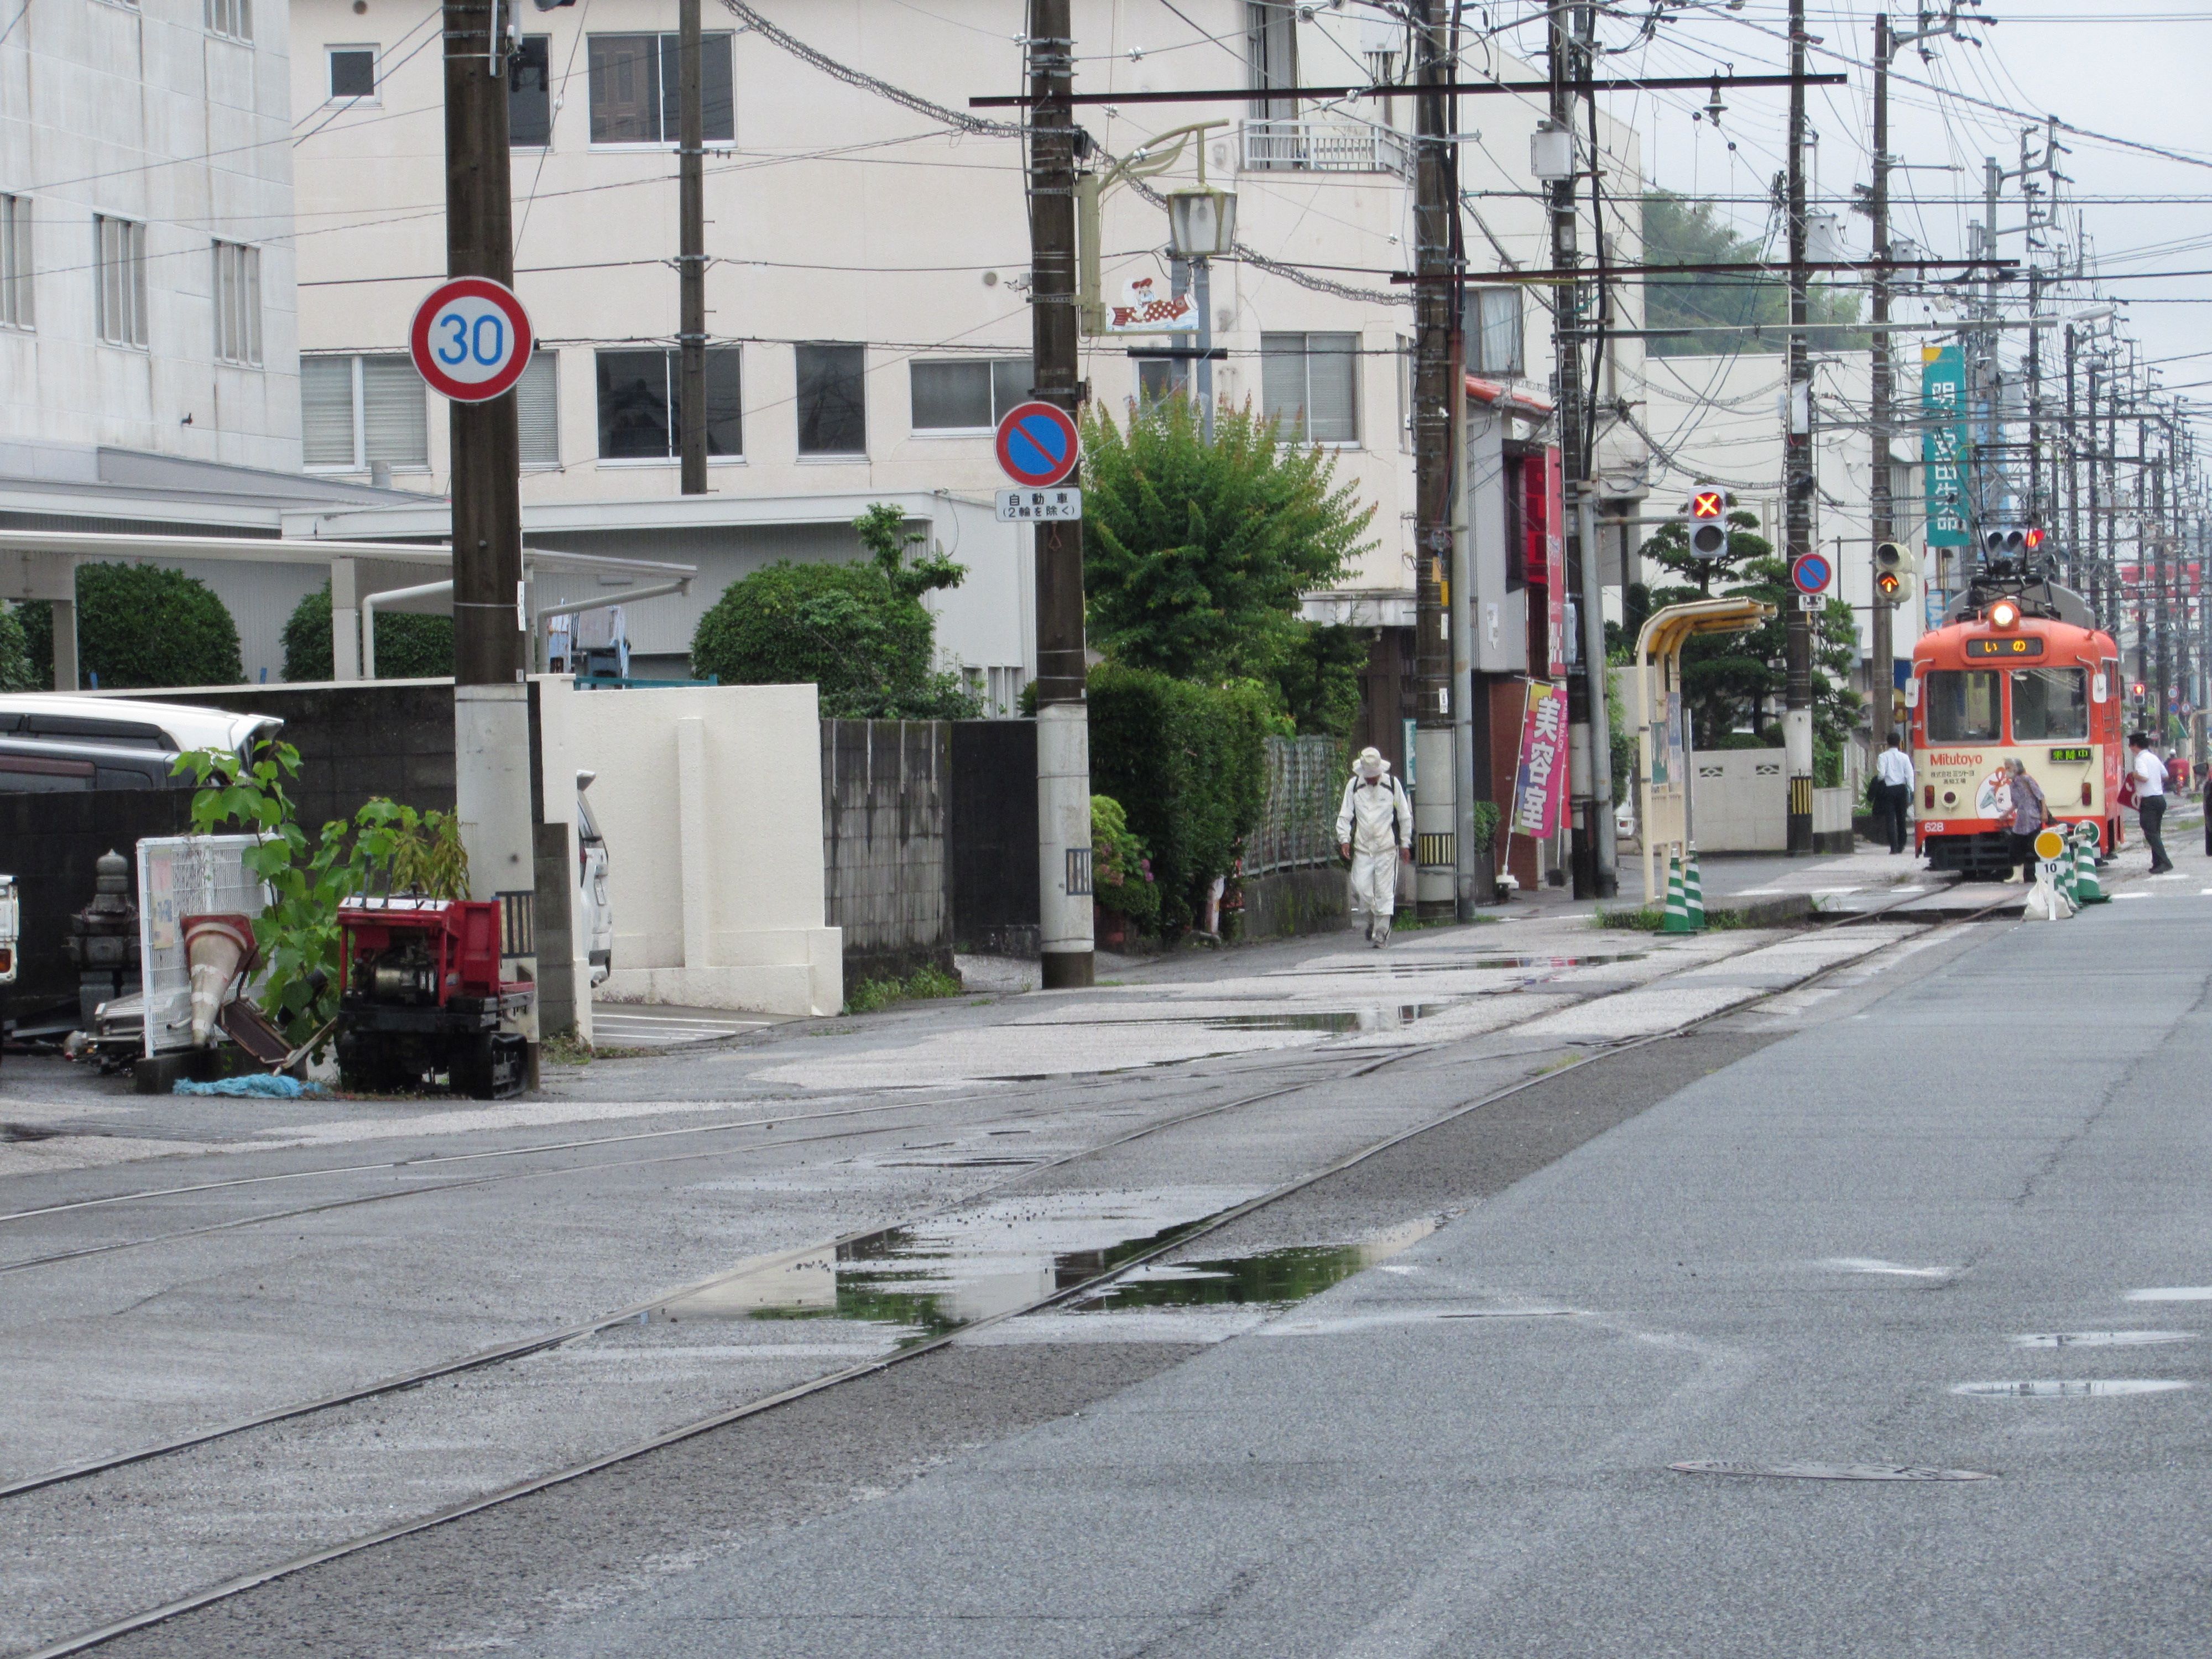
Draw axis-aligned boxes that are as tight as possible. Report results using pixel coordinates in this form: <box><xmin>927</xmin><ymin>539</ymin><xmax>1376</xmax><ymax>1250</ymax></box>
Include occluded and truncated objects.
<box><xmin>1952</xmin><ymin>1380</ymin><xmax>2190</xmax><ymax>1398</ymax></box>
<box><xmin>1671</xmin><ymin>1460</ymin><xmax>1996</xmax><ymax>1482</ymax></box>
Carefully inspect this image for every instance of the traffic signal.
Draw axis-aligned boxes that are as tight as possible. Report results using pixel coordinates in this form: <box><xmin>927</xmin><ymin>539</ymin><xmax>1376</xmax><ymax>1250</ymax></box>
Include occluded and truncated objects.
<box><xmin>1873</xmin><ymin>541</ymin><xmax>1916</xmax><ymax>602</ymax></box>
<box><xmin>1981</xmin><ymin>526</ymin><xmax>2046</xmax><ymax>563</ymax></box>
<box><xmin>1688</xmin><ymin>483</ymin><xmax>1728</xmax><ymax>559</ymax></box>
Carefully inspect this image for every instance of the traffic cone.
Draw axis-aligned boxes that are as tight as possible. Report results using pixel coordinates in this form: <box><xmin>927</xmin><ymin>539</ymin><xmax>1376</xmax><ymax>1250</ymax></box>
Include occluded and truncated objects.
<box><xmin>1684</xmin><ymin>843</ymin><xmax>1707</xmax><ymax>931</ymax></box>
<box><xmin>1661</xmin><ymin>851</ymin><xmax>1694</xmax><ymax>933</ymax></box>
<box><xmin>2073</xmin><ymin>828</ymin><xmax>2108</xmax><ymax>904</ymax></box>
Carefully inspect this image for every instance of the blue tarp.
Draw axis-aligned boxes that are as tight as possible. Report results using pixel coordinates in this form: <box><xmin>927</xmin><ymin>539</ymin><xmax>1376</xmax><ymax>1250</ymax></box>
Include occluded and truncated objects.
<box><xmin>173</xmin><ymin>1074</ymin><xmax>326</xmax><ymax>1098</ymax></box>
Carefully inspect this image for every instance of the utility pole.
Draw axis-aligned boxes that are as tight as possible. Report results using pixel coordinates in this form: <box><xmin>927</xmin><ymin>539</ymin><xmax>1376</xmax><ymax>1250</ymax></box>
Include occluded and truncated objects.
<box><xmin>1783</xmin><ymin>0</ymin><xmax>1814</xmax><ymax>854</ymax></box>
<box><xmin>2085</xmin><ymin>354</ymin><xmax>2100</xmax><ymax>622</ymax></box>
<box><xmin>2064</xmin><ymin>323</ymin><xmax>2081</xmax><ymax>602</ymax></box>
<box><xmin>1547</xmin><ymin>1</ymin><xmax>1613</xmax><ymax>896</ymax></box>
<box><xmin>677</xmin><ymin>0</ymin><xmax>706</xmax><ymax>494</ymax></box>
<box><xmin>1867</xmin><ymin>12</ymin><xmax>1895</xmax><ymax>753</ymax></box>
<box><xmin>1026</xmin><ymin>0</ymin><xmax>1094</xmax><ymax>988</ymax></box>
<box><xmin>1411</xmin><ymin>0</ymin><xmax>1458</xmax><ymax>919</ymax></box>
<box><xmin>443</xmin><ymin>0</ymin><xmax>538</xmax><ymax>1057</ymax></box>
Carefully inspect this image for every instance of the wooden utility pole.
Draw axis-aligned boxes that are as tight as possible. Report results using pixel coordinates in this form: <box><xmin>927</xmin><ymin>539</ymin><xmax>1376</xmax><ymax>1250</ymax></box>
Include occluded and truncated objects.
<box><xmin>443</xmin><ymin>0</ymin><xmax>538</xmax><ymax>1060</ymax></box>
<box><xmin>1783</xmin><ymin>0</ymin><xmax>1814</xmax><ymax>853</ymax></box>
<box><xmin>1411</xmin><ymin>0</ymin><xmax>1458</xmax><ymax>919</ymax></box>
<box><xmin>678</xmin><ymin>0</ymin><xmax>707</xmax><ymax>494</ymax></box>
<box><xmin>1026</xmin><ymin>0</ymin><xmax>1094</xmax><ymax>987</ymax></box>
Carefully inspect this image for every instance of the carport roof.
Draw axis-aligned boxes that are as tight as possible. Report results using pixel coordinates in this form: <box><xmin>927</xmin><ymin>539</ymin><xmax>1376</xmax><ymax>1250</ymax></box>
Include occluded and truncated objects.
<box><xmin>0</xmin><ymin>528</ymin><xmax>696</xmax><ymax>581</ymax></box>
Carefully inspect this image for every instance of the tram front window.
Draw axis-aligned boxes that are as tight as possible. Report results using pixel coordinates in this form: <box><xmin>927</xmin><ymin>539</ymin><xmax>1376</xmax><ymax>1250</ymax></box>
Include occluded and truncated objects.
<box><xmin>1925</xmin><ymin>670</ymin><xmax>2001</xmax><ymax>742</ymax></box>
<box><xmin>2011</xmin><ymin>666</ymin><xmax>2089</xmax><ymax>741</ymax></box>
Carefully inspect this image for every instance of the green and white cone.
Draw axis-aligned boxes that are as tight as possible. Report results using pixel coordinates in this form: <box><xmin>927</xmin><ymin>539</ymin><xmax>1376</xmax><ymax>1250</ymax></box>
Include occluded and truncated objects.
<box><xmin>2073</xmin><ymin>827</ymin><xmax>2107</xmax><ymax>904</ymax></box>
<box><xmin>1684</xmin><ymin>844</ymin><xmax>1707</xmax><ymax>930</ymax></box>
<box><xmin>1662</xmin><ymin>850</ymin><xmax>1694</xmax><ymax>933</ymax></box>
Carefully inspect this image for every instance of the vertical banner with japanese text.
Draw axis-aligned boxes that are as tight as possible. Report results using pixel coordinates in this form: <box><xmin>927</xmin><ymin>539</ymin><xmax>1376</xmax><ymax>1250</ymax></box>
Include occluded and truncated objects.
<box><xmin>1543</xmin><ymin>445</ymin><xmax>1567</xmax><ymax>677</ymax></box>
<box><xmin>1921</xmin><ymin>345</ymin><xmax>1969</xmax><ymax>549</ymax></box>
<box><xmin>1511</xmin><ymin>680</ymin><xmax>1569</xmax><ymax>838</ymax></box>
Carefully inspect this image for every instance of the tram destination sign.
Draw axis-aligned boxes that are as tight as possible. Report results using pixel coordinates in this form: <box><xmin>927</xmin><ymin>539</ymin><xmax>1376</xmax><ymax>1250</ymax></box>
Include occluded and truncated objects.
<box><xmin>2048</xmin><ymin>746</ymin><xmax>2094</xmax><ymax>763</ymax></box>
<box><xmin>1965</xmin><ymin>636</ymin><xmax>2043</xmax><ymax>658</ymax></box>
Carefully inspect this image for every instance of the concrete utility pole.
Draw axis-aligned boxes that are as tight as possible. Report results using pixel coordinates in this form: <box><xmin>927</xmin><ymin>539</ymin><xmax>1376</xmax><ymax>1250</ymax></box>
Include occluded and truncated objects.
<box><xmin>443</xmin><ymin>0</ymin><xmax>539</xmax><ymax>1051</ymax></box>
<box><xmin>2085</xmin><ymin>354</ymin><xmax>2100</xmax><ymax>620</ymax></box>
<box><xmin>678</xmin><ymin>0</ymin><xmax>707</xmax><ymax>494</ymax></box>
<box><xmin>2064</xmin><ymin>323</ymin><xmax>2081</xmax><ymax>602</ymax></box>
<box><xmin>1548</xmin><ymin>0</ymin><xmax>1614</xmax><ymax>897</ymax></box>
<box><xmin>1782</xmin><ymin>0</ymin><xmax>1814</xmax><ymax>854</ymax></box>
<box><xmin>1026</xmin><ymin>0</ymin><xmax>1095</xmax><ymax>988</ymax></box>
<box><xmin>1867</xmin><ymin>12</ymin><xmax>1895</xmax><ymax>753</ymax></box>
<box><xmin>1411</xmin><ymin>0</ymin><xmax>1459</xmax><ymax>919</ymax></box>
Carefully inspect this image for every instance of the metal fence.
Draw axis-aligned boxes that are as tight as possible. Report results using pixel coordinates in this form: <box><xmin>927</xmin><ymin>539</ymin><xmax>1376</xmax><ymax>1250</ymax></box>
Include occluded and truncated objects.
<box><xmin>1246</xmin><ymin>735</ymin><xmax>1348</xmax><ymax>875</ymax></box>
<box><xmin>1240</xmin><ymin>119</ymin><xmax>1412</xmax><ymax>178</ymax></box>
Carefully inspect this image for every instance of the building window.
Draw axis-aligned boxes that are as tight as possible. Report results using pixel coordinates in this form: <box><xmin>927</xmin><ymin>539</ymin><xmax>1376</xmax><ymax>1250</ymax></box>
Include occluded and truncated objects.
<box><xmin>301</xmin><ymin>353</ymin><xmax>429</xmax><ymax>470</ymax></box>
<box><xmin>1247</xmin><ymin>1</ymin><xmax>1298</xmax><ymax>122</ymax></box>
<box><xmin>1261</xmin><ymin>332</ymin><xmax>1358</xmax><ymax>444</ymax></box>
<box><xmin>593</xmin><ymin>347</ymin><xmax>742</xmax><ymax>461</ymax></box>
<box><xmin>587</xmin><ymin>33</ymin><xmax>734</xmax><ymax>145</ymax></box>
<box><xmin>1465</xmin><ymin>286</ymin><xmax>1524</xmax><ymax>377</ymax></box>
<box><xmin>1135</xmin><ymin>357</ymin><xmax>1190</xmax><ymax>408</ymax></box>
<box><xmin>205</xmin><ymin>0</ymin><xmax>251</xmax><ymax>43</ymax></box>
<box><xmin>94</xmin><ymin>216</ymin><xmax>148</xmax><ymax>348</ymax></box>
<box><xmin>0</xmin><ymin>195</ymin><xmax>30</xmax><ymax>331</ymax></box>
<box><xmin>211</xmin><ymin>241</ymin><xmax>261</xmax><ymax>367</ymax></box>
<box><xmin>510</xmin><ymin>36</ymin><xmax>552</xmax><ymax>147</ymax></box>
<box><xmin>796</xmin><ymin>343</ymin><xmax>867</xmax><ymax>456</ymax></box>
<box><xmin>327</xmin><ymin>46</ymin><xmax>376</xmax><ymax>102</ymax></box>
<box><xmin>910</xmin><ymin>358</ymin><xmax>1028</xmax><ymax>431</ymax></box>
<box><xmin>517</xmin><ymin>349</ymin><xmax>560</xmax><ymax>468</ymax></box>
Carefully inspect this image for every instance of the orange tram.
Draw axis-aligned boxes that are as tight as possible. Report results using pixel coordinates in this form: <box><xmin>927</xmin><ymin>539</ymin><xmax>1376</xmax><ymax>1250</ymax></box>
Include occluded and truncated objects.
<box><xmin>1908</xmin><ymin>573</ymin><xmax>2123</xmax><ymax>878</ymax></box>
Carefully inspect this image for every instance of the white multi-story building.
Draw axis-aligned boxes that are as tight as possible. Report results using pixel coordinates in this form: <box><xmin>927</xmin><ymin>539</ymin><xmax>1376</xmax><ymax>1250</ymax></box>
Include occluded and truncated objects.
<box><xmin>0</xmin><ymin>0</ymin><xmax>300</xmax><ymax>464</ymax></box>
<box><xmin>286</xmin><ymin>0</ymin><xmax>1648</xmax><ymax>698</ymax></box>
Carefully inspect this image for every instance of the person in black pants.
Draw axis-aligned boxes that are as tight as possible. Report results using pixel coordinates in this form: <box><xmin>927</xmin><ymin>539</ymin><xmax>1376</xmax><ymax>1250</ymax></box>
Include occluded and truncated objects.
<box><xmin>2128</xmin><ymin>732</ymin><xmax>2173</xmax><ymax>874</ymax></box>
<box><xmin>1872</xmin><ymin>731</ymin><xmax>1913</xmax><ymax>855</ymax></box>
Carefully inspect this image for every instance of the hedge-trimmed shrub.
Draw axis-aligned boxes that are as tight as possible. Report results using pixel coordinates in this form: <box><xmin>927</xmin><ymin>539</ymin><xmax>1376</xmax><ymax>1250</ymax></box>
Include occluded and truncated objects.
<box><xmin>0</xmin><ymin>604</ymin><xmax>36</xmax><ymax>691</ymax></box>
<box><xmin>19</xmin><ymin>564</ymin><xmax>242</xmax><ymax>688</ymax></box>
<box><xmin>280</xmin><ymin>586</ymin><xmax>454</xmax><ymax>681</ymax></box>
<box><xmin>1091</xmin><ymin>794</ymin><xmax>1160</xmax><ymax>933</ymax></box>
<box><xmin>1088</xmin><ymin>664</ymin><xmax>1277</xmax><ymax>934</ymax></box>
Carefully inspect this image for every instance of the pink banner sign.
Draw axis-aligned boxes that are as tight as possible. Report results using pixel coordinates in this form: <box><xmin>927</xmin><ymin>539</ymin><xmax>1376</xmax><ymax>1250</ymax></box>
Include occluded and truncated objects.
<box><xmin>1512</xmin><ymin>680</ymin><xmax>1569</xmax><ymax>838</ymax></box>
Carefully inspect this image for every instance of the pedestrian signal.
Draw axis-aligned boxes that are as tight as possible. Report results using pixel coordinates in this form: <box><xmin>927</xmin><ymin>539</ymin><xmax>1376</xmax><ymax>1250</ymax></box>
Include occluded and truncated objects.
<box><xmin>1688</xmin><ymin>483</ymin><xmax>1728</xmax><ymax>558</ymax></box>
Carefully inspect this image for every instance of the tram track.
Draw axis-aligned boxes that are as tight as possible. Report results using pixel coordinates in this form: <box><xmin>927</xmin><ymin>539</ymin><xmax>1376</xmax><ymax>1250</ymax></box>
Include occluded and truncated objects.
<box><xmin>3</xmin><ymin>895</ymin><xmax>2017</xmax><ymax>1659</ymax></box>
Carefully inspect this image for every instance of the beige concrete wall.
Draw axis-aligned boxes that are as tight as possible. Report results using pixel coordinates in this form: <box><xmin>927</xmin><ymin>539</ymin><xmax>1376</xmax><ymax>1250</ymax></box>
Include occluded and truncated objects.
<box><xmin>536</xmin><ymin>677</ymin><xmax>842</xmax><ymax>1016</ymax></box>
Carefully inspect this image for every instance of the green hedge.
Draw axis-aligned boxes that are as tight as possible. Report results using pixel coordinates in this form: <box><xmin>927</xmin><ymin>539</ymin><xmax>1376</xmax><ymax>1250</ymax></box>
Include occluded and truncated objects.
<box><xmin>280</xmin><ymin>586</ymin><xmax>454</xmax><ymax>681</ymax></box>
<box><xmin>1088</xmin><ymin>664</ymin><xmax>1275</xmax><ymax>934</ymax></box>
<box><xmin>19</xmin><ymin>564</ymin><xmax>242</xmax><ymax>689</ymax></box>
<box><xmin>0</xmin><ymin>604</ymin><xmax>36</xmax><ymax>691</ymax></box>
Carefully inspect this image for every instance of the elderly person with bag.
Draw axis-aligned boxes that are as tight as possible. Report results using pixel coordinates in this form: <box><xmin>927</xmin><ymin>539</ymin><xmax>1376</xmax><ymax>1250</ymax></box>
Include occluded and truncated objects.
<box><xmin>2003</xmin><ymin>757</ymin><xmax>2048</xmax><ymax>883</ymax></box>
<box><xmin>1337</xmin><ymin>747</ymin><xmax>1414</xmax><ymax>948</ymax></box>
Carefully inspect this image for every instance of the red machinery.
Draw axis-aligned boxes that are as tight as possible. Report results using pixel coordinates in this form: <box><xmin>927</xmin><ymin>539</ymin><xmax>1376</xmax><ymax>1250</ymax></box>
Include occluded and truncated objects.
<box><xmin>336</xmin><ymin>896</ymin><xmax>531</xmax><ymax>1097</ymax></box>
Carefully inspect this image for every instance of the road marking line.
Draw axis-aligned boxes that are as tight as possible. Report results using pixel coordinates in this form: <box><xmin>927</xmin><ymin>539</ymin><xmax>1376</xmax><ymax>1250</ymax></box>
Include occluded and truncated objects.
<box><xmin>2127</xmin><ymin>1287</ymin><xmax>2212</xmax><ymax>1302</ymax></box>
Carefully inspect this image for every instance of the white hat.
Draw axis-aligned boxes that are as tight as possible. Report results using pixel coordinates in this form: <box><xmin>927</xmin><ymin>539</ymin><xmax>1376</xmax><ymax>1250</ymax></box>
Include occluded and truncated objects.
<box><xmin>1354</xmin><ymin>747</ymin><xmax>1387</xmax><ymax>778</ymax></box>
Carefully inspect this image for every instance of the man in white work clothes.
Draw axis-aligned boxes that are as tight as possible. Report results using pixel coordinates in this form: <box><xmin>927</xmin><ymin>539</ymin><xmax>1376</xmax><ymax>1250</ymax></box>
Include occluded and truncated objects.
<box><xmin>1337</xmin><ymin>747</ymin><xmax>1414</xmax><ymax>948</ymax></box>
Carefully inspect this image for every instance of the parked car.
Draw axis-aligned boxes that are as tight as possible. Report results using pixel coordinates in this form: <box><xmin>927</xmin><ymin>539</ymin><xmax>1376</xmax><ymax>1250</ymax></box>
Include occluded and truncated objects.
<box><xmin>576</xmin><ymin>770</ymin><xmax>613</xmax><ymax>986</ymax></box>
<box><xmin>0</xmin><ymin>695</ymin><xmax>281</xmax><ymax>792</ymax></box>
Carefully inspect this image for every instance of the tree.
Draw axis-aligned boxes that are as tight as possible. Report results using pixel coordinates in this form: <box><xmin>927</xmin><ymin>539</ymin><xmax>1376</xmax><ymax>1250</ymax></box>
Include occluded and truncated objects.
<box><xmin>0</xmin><ymin>604</ymin><xmax>36</xmax><ymax>691</ymax></box>
<box><xmin>1642</xmin><ymin>189</ymin><xmax>1865</xmax><ymax>357</ymax></box>
<box><xmin>1081</xmin><ymin>394</ymin><xmax>1376</xmax><ymax>727</ymax></box>
<box><xmin>689</xmin><ymin>504</ymin><xmax>982</xmax><ymax>719</ymax></box>
<box><xmin>281</xmin><ymin>586</ymin><xmax>455</xmax><ymax>681</ymax></box>
<box><xmin>18</xmin><ymin>564</ymin><xmax>242</xmax><ymax>688</ymax></box>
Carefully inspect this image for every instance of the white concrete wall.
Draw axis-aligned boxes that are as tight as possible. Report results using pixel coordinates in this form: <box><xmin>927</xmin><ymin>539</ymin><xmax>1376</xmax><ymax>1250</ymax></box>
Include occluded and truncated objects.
<box><xmin>535</xmin><ymin>677</ymin><xmax>842</xmax><ymax>1016</ymax></box>
<box><xmin>0</xmin><ymin>0</ymin><xmax>300</xmax><ymax>466</ymax></box>
<box><xmin>285</xmin><ymin>0</ymin><xmax>1647</xmax><ymax>608</ymax></box>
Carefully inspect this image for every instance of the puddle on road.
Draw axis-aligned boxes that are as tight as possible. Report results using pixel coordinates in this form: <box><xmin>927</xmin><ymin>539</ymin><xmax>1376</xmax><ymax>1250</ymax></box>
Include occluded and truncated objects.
<box><xmin>650</xmin><ymin>1190</ymin><xmax>1260</xmax><ymax>1343</ymax></box>
<box><xmin>2011</xmin><ymin>1331</ymin><xmax>2194</xmax><ymax>1348</ymax></box>
<box><xmin>1672</xmin><ymin>1460</ymin><xmax>1996</xmax><ymax>1483</ymax></box>
<box><xmin>1292</xmin><ymin>954</ymin><xmax>1646</xmax><ymax>980</ymax></box>
<box><xmin>1065</xmin><ymin>1217</ymin><xmax>1439</xmax><ymax>1314</ymax></box>
<box><xmin>1952</xmin><ymin>1379</ymin><xmax>2191</xmax><ymax>1398</ymax></box>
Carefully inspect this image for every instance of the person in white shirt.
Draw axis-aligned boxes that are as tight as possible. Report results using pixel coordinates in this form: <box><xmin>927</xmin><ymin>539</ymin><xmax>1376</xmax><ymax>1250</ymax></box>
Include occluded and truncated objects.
<box><xmin>1872</xmin><ymin>731</ymin><xmax>1914</xmax><ymax>854</ymax></box>
<box><xmin>2128</xmin><ymin>731</ymin><xmax>2173</xmax><ymax>874</ymax></box>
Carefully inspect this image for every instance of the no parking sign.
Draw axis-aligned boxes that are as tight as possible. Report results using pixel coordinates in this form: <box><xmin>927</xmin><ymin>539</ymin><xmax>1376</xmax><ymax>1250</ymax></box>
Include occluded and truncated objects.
<box><xmin>410</xmin><ymin>276</ymin><xmax>534</xmax><ymax>403</ymax></box>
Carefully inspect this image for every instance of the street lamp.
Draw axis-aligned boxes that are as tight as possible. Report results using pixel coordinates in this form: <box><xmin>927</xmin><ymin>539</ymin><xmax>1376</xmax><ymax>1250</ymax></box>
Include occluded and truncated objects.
<box><xmin>1166</xmin><ymin>186</ymin><xmax>1235</xmax><ymax>441</ymax></box>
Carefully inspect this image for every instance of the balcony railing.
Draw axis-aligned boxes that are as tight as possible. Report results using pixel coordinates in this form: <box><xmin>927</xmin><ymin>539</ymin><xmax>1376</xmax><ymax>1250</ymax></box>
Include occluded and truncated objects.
<box><xmin>1240</xmin><ymin>118</ymin><xmax>1411</xmax><ymax>178</ymax></box>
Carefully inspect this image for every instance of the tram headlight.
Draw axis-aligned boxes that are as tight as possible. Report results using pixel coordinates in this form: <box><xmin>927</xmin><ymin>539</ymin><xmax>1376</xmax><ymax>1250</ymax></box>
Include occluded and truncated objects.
<box><xmin>1988</xmin><ymin>598</ymin><xmax>2021</xmax><ymax>630</ymax></box>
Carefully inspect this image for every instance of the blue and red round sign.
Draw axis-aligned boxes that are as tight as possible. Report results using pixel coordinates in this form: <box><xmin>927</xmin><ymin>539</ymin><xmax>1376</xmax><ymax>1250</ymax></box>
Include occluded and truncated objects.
<box><xmin>995</xmin><ymin>400</ymin><xmax>1080</xmax><ymax>489</ymax></box>
<box><xmin>410</xmin><ymin>276</ymin><xmax>534</xmax><ymax>403</ymax></box>
<box><xmin>1790</xmin><ymin>552</ymin><xmax>1834</xmax><ymax>595</ymax></box>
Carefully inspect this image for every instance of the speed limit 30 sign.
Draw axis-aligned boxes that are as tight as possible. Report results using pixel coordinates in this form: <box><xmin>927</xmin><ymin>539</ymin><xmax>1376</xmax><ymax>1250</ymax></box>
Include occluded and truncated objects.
<box><xmin>410</xmin><ymin>277</ymin><xmax>534</xmax><ymax>402</ymax></box>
